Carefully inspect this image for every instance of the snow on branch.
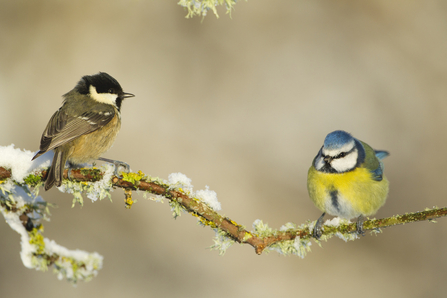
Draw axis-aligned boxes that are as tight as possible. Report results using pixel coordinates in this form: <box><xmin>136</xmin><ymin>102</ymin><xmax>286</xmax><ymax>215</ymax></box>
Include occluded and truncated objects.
<box><xmin>0</xmin><ymin>144</ymin><xmax>446</xmax><ymax>284</ymax></box>
<box><xmin>0</xmin><ymin>145</ymin><xmax>102</xmax><ymax>284</ymax></box>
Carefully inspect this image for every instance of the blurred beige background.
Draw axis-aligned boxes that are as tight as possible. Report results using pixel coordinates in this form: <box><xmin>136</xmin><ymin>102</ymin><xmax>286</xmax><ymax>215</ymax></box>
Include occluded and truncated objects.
<box><xmin>1</xmin><ymin>0</ymin><xmax>447</xmax><ymax>297</ymax></box>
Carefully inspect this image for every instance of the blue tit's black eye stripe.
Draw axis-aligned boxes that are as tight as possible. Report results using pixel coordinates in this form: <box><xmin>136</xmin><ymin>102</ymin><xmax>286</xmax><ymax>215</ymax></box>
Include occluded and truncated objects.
<box><xmin>333</xmin><ymin>146</ymin><xmax>357</xmax><ymax>159</ymax></box>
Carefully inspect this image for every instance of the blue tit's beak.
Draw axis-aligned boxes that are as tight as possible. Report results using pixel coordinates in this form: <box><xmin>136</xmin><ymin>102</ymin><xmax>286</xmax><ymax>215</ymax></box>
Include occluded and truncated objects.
<box><xmin>323</xmin><ymin>156</ymin><xmax>333</xmax><ymax>163</ymax></box>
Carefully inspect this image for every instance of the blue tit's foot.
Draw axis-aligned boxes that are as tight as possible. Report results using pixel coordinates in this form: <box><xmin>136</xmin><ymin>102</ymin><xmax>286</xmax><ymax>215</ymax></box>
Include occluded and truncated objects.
<box><xmin>356</xmin><ymin>214</ymin><xmax>366</xmax><ymax>236</ymax></box>
<box><xmin>97</xmin><ymin>157</ymin><xmax>130</xmax><ymax>177</ymax></box>
<box><xmin>312</xmin><ymin>212</ymin><xmax>326</xmax><ymax>239</ymax></box>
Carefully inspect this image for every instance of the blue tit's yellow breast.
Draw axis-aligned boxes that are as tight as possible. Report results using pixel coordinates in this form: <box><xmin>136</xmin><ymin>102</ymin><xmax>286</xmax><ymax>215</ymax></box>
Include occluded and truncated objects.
<box><xmin>307</xmin><ymin>165</ymin><xmax>389</xmax><ymax>218</ymax></box>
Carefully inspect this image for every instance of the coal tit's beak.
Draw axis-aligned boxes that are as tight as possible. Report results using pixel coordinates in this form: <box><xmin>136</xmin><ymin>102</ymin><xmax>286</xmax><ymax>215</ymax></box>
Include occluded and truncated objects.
<box><xmin>121</xmin><ymin>92</ymin><xmax>135</xmax><ymax>99</ymax></box>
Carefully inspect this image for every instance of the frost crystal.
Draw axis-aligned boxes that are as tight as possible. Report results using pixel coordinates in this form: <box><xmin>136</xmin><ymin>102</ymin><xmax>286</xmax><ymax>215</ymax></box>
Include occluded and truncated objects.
<box><xmin>166</xmin><ymin>172</ymin><xmax>221</xmax><ymax>211</ymax></box>
<box><xmin>167</xmin><ymin>172</ymin><xmax>193</xmax><ymax>193</ymax></box>
<box><xmin>195</xmin><ymin>186</ymin><xmax>221</xmax><ymax>211</ymax></box>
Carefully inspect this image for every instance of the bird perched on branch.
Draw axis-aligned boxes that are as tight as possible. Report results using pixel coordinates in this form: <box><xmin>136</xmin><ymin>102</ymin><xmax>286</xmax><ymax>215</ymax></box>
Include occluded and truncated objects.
<box><xmin>307</xmin><ymin>130</ymin><xmax>389</xmax><ymax>238</ymax></box>
<box><xmin>32</xmin><ymin>72</ymin><xmax>134</xmax><ymax>191</ymax></box>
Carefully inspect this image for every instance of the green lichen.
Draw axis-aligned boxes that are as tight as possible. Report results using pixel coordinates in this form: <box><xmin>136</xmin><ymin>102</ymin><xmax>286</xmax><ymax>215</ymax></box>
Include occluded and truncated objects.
<box><xmin>122</xmin><ymin>170</ymin><xmax>147</xmax><ymax>185</ymax></box>
<box><xmin>0</xmin><ymin>186</ymin><xmax>16</xmax><ymax>209</ymax></box>
<box><xmin>196</xmin><ymin>213</ymin><xmax>218</xmax><ymax>228</ymax></box>
<box><xmin>29</xmin><ymin>226</ymin><xmax>46</xmax><ymax>256</ymax></box>
<box><xmin>178</xmin><ymin>0</ymin><xmax>241</xmax><ymax>18</ymax></box>
<box><xmin>252</xmin><ymin>219</ymin><xmax>276</xmax><ymax>238</ymax></box>
<box><xmin>268</xmin><ymin>236</ymin><xmax>312</xmax><ymax>258</ymax></box>
<box><xmin>124</xmin><ymin>188</ymin><xmax>134</xmax><ymax>209</ymax></box>
<box><xmin>24</xmin><ymin>173</ymin><xmax>43</xmax><ymax>186</ymax></box>
<box><xmin>52</xmin><ymin>254</ymin><xmax>103</xmax><ymax>284</ymax></box>
<box><xmin>242</xmin><ymin>231</ymin><xmax>253</xmax><ymax>242</ymax></box>
<box><xmin>210</xmin><ymin>228</ymin><xmax>235</xmax><ymax>255</ymax></box>
<box><xmin>80</xmin><ymin>168</ymin><xmax>102</xmax><ymax>180</ymax></box>
<box><xmin>169</xmin><ymin>199</ymin><xmax>186</xmax><ymax>219</ymax></box>
<box><xmin>64</xmin><ymin>180</ymin><xmax>85</xmax><ymax>207</ymax></box>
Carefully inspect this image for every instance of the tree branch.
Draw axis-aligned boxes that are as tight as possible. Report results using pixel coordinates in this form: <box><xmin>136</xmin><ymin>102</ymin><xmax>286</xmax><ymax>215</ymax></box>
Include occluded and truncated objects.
<box><xmin>1</xmin><ymin>165</ymin><xmax>446</xmax><ymax>256</ymax></box>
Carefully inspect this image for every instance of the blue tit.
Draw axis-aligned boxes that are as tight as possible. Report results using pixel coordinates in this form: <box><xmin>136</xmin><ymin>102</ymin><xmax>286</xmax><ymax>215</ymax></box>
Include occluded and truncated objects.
<box><xmin>307</xmin><ymin>130</ymin><xmax>389</xmax><ymax>238</ymax></box>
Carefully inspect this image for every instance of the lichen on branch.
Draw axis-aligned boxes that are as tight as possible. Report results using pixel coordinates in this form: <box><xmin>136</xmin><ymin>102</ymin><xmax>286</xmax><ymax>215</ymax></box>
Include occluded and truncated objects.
<box><xmin>177</xmin><ymin>0</ymin><xmax>243</xmax><ymax>19</ymax></box>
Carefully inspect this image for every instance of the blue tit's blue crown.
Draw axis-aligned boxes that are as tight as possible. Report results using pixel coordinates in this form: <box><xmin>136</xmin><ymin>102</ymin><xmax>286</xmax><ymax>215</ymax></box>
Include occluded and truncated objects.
<box><xmin>323</xmin><ymin>130</ymin><xmax>354</xmax><ymax>150</ymax></box>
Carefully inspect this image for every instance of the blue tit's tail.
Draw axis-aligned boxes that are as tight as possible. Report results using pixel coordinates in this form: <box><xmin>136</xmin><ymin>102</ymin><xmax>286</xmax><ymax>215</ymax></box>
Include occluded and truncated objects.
<box><xmin>374</xmin><ymin>150</ymin><xmax>389</xmax><ymax>160</ymax></box>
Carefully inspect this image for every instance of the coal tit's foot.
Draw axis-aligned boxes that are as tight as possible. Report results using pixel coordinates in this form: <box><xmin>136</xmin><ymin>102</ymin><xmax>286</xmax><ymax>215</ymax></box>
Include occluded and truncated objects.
<box><xmin>97</xmin><ymin>157</ymin><xmax>130</xmax><ymax>177</ymax></box>
<box><xmin>66</xmin><ymin>162</ymin><xmax>77</xmax><ymax>181</ymax></box>
<box><xmin>312</xmin><ymin>212</ymin><xmax>326</xmax><ymax>239</ymax></box>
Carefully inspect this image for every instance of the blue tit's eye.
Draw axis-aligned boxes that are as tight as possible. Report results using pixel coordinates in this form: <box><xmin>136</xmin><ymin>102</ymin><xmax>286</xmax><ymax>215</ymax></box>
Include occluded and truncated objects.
<box><xmin>338</xmin><ymin>152</ymin><xmax>346</xmax><ymax>158</ymax></box>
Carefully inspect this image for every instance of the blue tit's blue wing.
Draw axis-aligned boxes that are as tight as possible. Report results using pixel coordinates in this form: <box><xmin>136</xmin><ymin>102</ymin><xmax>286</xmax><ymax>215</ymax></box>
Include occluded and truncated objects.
<box><xmin>369</xmin><ymin>150</ymin><xmax>389</xmax><ymax>181</ymax></box>
<box><xmin>374</xmin><ymin>150</ymin><xmax>389</xmax><ymax>160</ymax></box>
<box><xmin>370</xmin><ymin>162</ymin><xmax>384</xmax><ymax>181</ymax></box>
<box><xmin>359</xmin><ymin>142</ymin><xmax>388</xmax><ymax>182</ymax></box>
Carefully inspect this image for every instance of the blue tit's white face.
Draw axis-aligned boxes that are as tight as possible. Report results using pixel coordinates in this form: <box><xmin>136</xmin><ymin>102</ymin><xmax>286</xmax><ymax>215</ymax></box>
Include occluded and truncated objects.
<box><xmin>314</xmin><ymin>132</ymin><xmax>359</xmax><ymax>173</ymax></box>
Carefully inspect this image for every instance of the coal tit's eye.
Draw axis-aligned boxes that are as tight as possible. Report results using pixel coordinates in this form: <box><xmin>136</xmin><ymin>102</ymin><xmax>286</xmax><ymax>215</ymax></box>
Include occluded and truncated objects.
<box><xmin>108</xmin><ymin>88</ymin><xmax>115</xmax><ymax>94</ymax></box>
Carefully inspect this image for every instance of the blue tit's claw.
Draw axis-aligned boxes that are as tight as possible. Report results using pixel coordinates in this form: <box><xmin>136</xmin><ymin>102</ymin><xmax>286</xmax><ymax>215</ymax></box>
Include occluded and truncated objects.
<box><xmin>312</xmin><ymin>225</ymin><xmax>323</xmax><ymax>239</ymax></box>
<box><xmin>356</xmin><ymin>214</ymin><xmax>366</xmax><ymax>236</ymax></box>
<box><xmin>312</xmin><ymin>212</ymin><xmax>326</xmax><ymax>239</ymax></box>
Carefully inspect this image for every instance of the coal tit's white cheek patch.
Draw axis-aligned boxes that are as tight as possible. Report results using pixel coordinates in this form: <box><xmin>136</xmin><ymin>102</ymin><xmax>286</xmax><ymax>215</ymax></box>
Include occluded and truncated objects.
<box><xmin>89</xmin><ymin>85</ymin><xmax>118</xmax><ymax>106</ymax></box>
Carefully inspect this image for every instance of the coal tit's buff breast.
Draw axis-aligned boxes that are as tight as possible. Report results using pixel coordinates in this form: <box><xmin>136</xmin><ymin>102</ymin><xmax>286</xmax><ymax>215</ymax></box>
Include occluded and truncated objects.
<box><xmin>67</xmin><ymin>114</ymin><xmax>121</xmax><ymax>164</ymax></box>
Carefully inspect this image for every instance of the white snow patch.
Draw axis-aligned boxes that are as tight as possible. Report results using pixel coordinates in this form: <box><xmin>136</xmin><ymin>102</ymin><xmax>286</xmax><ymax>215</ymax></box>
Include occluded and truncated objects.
<box><xmin>0</xmin><ymin>144</ymin><xmax>52</xmax><ymax>183</ymax></box>
<box><xmin>324</xmin><ymin>217</ymin><xmax>350</xmax><ymax>227</ymax></box>
<box><xmin>167</xmin><ymin>172</ymin><xmax>193</xmax><ymax>193</ymax></box>
<box><xmin>0</xmin><ymin>183</ymin><xmax>45</xmax><ymax>268</ymax></box>
<box><xmin>195</xmin><ymin>186</ymin><xmax>221</xmax><ymax>211</ymax></box>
